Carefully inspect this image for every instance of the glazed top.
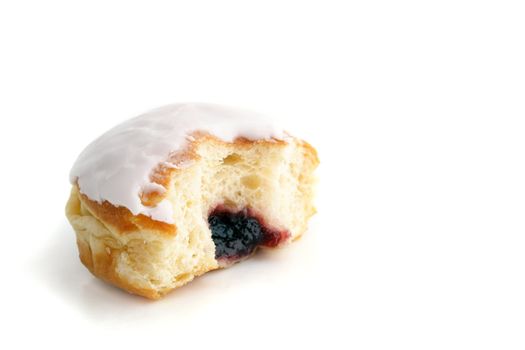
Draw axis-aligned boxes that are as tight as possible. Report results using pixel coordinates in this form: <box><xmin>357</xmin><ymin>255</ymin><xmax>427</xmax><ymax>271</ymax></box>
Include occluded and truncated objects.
<box><xmin>70</xmin><ymin>103</ymin><xmax>286</xmax><ymax>224</ymax></box>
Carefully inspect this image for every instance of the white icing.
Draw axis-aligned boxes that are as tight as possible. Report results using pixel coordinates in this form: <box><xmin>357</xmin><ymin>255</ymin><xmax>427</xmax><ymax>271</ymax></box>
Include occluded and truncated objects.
<box><xmin>70</xmin><ymin>103</ymin><xmax>287</xmax><ymax>224</ymax></box>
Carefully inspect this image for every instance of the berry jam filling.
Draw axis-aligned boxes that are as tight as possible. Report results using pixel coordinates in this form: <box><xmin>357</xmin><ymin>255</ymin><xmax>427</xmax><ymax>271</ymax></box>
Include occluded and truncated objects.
<box><xmin>208</xmin><ymin>207</ymin><xmax>289</xmax><ymax>261</ymax></box>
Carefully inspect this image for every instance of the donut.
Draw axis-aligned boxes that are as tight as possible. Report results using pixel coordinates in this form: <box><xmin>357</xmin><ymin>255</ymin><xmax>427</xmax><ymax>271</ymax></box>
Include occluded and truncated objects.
<box><xmin>66</xmin><ymin>103</ymin><xmax>319</xmax><ymax>299</ymax></box>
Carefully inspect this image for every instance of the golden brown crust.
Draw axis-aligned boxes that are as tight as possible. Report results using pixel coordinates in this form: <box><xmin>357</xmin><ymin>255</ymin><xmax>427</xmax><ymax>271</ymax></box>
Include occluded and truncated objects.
<box><xmin>79</xmin><ymin>192</ymin><xmax>177</xmax><ymax>236</ymax></box>
<box><xmin>67</xmin><ymin>188</ymin><xmax>173</xmax><ymax>299</ymax></box>
<box><xmin>299</xmin><ymin>139</ymin><xmax>320</xmax><ymax>167</ymax></box>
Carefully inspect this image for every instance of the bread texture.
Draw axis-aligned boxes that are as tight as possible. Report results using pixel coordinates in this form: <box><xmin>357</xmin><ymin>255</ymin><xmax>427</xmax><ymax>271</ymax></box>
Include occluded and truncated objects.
<box><xmin>66</xmin><ymin>134</ymin><xmax>318</xmax><ymax>299</ymax></box>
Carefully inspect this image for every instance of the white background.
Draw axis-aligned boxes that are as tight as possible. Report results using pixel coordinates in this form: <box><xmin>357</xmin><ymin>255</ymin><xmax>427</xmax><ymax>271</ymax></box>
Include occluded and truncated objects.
<box><xmin>1</xmin><ymin>1</ymin><xmax>524</xmax><ymax>349</ymax></box>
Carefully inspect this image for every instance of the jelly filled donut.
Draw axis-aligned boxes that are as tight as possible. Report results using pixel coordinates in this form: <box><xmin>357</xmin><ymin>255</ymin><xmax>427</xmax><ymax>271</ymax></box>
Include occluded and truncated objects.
<box><xmin>66</xmin><ymin>103</ymin><xmax>318</xmax><ymax>299</ymax></box>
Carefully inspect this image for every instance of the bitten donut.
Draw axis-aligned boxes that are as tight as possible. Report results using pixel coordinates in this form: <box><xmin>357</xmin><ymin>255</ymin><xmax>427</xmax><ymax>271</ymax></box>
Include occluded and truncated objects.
<box><xmin>66</xmin><ymin>103</ymin><xmax>319</xmax><ymax>299</ymax></box>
